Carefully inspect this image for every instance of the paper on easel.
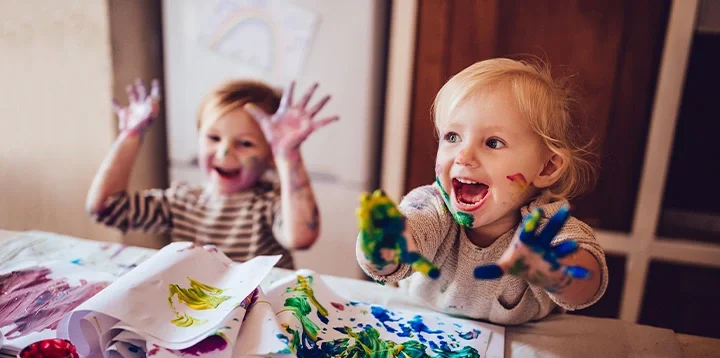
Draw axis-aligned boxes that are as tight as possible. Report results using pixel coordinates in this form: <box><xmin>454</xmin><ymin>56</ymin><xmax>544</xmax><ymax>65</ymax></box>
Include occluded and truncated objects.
<box><xmin>198</xmin><ymin>0</ymin><xmax>321</xmax><ymax>82</ymax></box>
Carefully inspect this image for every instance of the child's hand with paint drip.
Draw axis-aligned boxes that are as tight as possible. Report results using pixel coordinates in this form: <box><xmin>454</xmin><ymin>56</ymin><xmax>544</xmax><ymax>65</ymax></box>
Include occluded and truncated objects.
<box><xmin>114</xmin><ymin>79</ymin><xmax>161</xmax><ymax>138</ymax></box>
<box><xmin>473</xmin><ymin>205</ymin><xmax>592</xmax><ymax>294</ymax></box>
<box><xmin>243</xmin><ymin>81</ymin><xmax>339</xmax><ymax>162</ymax></box>
<box><xmin>356</xmin><ymin>190</ymin><xmax>440</xmax><ymax>280</ymax></box>
<box><xmin>86</xmin><ymin>78</ymin><xmax>161</xmax><ymax>215</ymax></box>
<box><xmin>243</xmin><ymin>82</ymin><xmax>339</xmax><ymax>250</ymax></box>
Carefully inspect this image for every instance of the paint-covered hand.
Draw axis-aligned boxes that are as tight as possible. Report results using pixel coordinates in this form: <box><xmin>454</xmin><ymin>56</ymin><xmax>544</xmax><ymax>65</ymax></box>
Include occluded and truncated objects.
<box><xmin>357</xmin><ymin>189</ymin><xmax>440</xmax><ymax>279</ymax></box>
<box><xmin>114</xmin><ymin>79</ymin><xmax>161</xmax><ymax>137</ymax></box>
<box><xmin>244</xmin><ymin>81</ymin><xmax>339</xmax><ymax>160</ymax></box>
<box><xmin>473</xmin><ymin>205</ymin><xmax>591</xmax><ymax>293</ymax></box>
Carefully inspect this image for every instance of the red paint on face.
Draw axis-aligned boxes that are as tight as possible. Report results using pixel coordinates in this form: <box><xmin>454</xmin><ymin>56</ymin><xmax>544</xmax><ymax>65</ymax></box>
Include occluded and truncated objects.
<box><xmin>506</xmin><ymin>173</ymin><xmax>529</xmax><ymax>191</ymax></box>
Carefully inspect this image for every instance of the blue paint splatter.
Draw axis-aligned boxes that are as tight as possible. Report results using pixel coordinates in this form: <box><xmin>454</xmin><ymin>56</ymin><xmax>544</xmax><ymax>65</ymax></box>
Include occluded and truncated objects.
<box><xmin>370</xmin><ymin>306</ymin><xmax>402</xmax><ymax>333</ymax></box>
<box><xmin>276</xmin><ymin>334</ymin><xmax>288</xmax><ymax>344</ymax></box>
<box><xmin>317</xmin><ymin>311</ymin><xmax>329</xmax><ymax>324</ymax></box>
<box><xmin>233</xmin><ymin>318</ymin><xmax>239</xmax><ymax>322</ymax></box>
<box><xmin>70</xmin><ymin>258</ymin><xmax>82</xmax><ymax>265</ymax></box>
<box><xmin>408</xmin><ymin>315</ymin><xmax>443</xmax><ymax>334</ymax></box>
<box><xmin>457</xmin><ymin>329</ymin><xmax>482</xmax><ymax>340</ymax></box>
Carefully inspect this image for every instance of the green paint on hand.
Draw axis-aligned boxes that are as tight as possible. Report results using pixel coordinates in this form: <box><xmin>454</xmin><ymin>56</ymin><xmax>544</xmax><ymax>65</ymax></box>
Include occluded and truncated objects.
<box><xmin>357</xmin><ymin>190</ymin><xmax>440</xmax><ymax>279</ymax></box>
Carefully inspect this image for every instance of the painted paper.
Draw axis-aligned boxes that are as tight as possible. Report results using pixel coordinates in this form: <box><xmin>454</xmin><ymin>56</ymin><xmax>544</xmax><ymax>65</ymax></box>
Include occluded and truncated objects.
<box><xmin>56</xmin><ymin>242</ymin><xmax>281</xmax><ymax>357</ymax></box>
<box><xmin>265</xmin><ymin>269</ymin><xmax>505</xmax><ymax>358</ymax></box>
<box><xmin>0</xmin><ymin>261</ymin><xmax>115</xmax><ymax>354</ymax></box>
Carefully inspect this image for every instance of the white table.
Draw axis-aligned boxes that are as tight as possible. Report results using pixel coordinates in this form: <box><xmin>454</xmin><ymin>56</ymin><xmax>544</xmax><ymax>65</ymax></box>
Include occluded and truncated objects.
<box><xmin>1</xmin><ymin>230</ymin><xmax>717</xmax><ymax>357</ymax></box>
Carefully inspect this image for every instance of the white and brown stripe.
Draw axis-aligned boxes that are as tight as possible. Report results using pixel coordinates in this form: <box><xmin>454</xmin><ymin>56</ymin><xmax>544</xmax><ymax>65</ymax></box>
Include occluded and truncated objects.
<box><xmin>93</xmin><ymin>181</ymin><xmax>294</xmax><ymax>269</ymax></box>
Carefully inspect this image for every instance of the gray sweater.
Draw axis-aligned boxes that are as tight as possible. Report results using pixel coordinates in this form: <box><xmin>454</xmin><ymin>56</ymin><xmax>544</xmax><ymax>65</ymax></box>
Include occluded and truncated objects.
<box><xmin>357</xmin><ymin>184</ymin><xmax>609</xmax><ymax>325</ymax></box>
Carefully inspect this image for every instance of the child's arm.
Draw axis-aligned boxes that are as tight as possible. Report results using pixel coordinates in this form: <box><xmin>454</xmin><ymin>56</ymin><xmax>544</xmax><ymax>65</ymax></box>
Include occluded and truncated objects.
<box><xmin>86</xmin><ymin>79</ymin><xmax>161</xmax><ymax>214</ymax></box>
<box><xmin>474</xmin><ymin>205</ymin><xmax>605</xmax><ymax>307</ymax></box>
<box><xmin>244</xmin><ymin>82</ymin><xmax>338</xmax><ymax>249</ymax></box>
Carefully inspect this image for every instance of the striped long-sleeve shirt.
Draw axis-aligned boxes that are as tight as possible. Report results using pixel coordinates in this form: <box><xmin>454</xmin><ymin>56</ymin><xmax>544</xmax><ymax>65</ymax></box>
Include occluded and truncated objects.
<box><xmin>92</xmin><ymin>181</ymin><xmax>294</xmax><ymax>269</ymax></box>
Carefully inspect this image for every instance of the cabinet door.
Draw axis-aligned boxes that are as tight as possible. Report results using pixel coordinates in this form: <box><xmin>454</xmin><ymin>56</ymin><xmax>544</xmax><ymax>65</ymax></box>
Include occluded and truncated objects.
<box><xmin>406</xmin><ymin>0</ymin><xmax>671</xmax><ymax>232</ymax></box>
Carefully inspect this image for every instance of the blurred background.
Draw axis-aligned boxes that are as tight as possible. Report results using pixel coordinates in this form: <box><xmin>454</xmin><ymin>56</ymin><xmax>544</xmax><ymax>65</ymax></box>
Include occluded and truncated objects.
<box><xmin>0</xmin><ymin>0</ymin><xmax>718</xmax><ymax>339</ymax></box>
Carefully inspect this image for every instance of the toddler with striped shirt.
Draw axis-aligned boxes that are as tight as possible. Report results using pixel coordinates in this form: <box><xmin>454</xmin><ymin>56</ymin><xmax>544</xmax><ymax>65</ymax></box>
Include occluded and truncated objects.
<box><xmin>86</xmin><ymin>79</ymin><xmax>338</xmax><ymax>269</ymax></box>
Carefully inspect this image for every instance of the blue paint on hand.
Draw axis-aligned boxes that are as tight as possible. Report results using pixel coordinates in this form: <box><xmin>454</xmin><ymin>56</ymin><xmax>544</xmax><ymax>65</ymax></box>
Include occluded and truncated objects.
<box><xmin>473</xmin><ymin>264</ymin><xmax>504</xmax><ymax>279</ymax></box>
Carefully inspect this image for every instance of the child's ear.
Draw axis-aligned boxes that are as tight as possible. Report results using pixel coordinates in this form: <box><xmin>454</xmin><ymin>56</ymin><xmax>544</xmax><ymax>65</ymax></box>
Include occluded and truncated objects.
<box><xmin>533</xmin><ymin>152</ymin><xmax>567</xmax><ymax>189</ymax></box>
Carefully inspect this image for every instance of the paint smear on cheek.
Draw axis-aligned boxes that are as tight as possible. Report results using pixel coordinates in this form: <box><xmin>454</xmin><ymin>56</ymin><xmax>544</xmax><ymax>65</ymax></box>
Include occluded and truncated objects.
<box><xmin>507</xmin><ymin>173</ymin><xmax>529</xmax><ymax>191</ymax></box>
<box><xmin>0</xmin><ymin>267</ymin><xmax>110</xmax><ymax>339</ymax></box>
<box><xmin>435</xmin><ymin>163</ymin><xmax>442</xmax><ymax>176</ymax></box>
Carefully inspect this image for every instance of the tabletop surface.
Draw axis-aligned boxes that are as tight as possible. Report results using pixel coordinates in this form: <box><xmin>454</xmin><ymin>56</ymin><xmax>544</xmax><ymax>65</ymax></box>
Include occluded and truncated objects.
<box><xmin>1</xmin><ymin>229</ymin><xmax>718</xmax><ymax>357</ymax></box>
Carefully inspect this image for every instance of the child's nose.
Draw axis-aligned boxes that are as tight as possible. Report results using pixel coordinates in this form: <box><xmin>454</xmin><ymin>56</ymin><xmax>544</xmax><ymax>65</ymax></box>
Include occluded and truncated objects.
<box><xmin>215</xmin><ymin>143</ymin><xmax>232</xmax><ymax>159</ymax></box>
<box><xmin>454</xmin><ymin>147</ymin><xmax>479</xmax><ymax>167</ymax></box>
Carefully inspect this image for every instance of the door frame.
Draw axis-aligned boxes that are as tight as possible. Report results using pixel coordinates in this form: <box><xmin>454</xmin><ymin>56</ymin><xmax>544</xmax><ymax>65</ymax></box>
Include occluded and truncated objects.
<box><xmin>380</xmin><ymin>0</ymin><xmax>720</xmax><ymax>323</ymax></box>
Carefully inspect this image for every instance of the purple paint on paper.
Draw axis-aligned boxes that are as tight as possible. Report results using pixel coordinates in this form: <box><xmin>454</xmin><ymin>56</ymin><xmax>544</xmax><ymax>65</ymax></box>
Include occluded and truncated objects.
<box><xmin>176</xmin><ymin>334</ymin><xmax>227</xmax><ymax>356</ymax></box>
<box><xmin>0</xmin><ymin>266</ymin><xmax>109</xmax><ymax>339</ymax></box>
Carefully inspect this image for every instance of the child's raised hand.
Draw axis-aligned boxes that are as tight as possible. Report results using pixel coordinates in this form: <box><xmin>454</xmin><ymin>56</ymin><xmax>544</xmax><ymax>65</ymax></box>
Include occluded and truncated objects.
<box><xmin>114</xmin><ymin>79</ymin><xmax>161</xmax><ymax>137</ymax></box>
<box><xmin>357</xmin><ymin>190</ymin><xmax>440</xmax><ymax>279</ymax></box>
<box><xmin>473</xmin><ymin>205</ymin><xmax>591</xmax><ymax>293</ymax></box>
<box><xmin>244</xmin><ymin>81</ymin><xmax>339</xmax><ymax>160</ymax></box>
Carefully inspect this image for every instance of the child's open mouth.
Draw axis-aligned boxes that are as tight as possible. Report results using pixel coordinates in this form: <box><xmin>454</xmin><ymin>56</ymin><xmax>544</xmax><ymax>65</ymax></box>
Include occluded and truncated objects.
<box><xmin>214</xmin><ymin>166</ymin><xmax>241</xmax><ymax>179</ymax></box>
<box><xmin>451</xmin><ymin>178</ymin><xmax>489</xmax><ymax>211</ymax></box>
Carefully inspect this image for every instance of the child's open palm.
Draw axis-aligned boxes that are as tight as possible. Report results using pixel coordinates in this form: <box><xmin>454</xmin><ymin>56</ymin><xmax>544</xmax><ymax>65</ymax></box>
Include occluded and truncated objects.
<box><xmin>244</xmin><ymin>81</ymin><xmax>339</xmax><ymax>159</ymax></box>
<box><xmin>473</xmin><ymin>205</ymin><xmax>591</xmax><ymax>293</ymax></box>
<box><xmin>357</xmin><ymin>190</ymin><xmax>440</xmax><ymax>280</ymax></box>
<box><xmin>114</xmin><ymin>79</ymin><xmax>161</xmax><ymax>137</ymax></box>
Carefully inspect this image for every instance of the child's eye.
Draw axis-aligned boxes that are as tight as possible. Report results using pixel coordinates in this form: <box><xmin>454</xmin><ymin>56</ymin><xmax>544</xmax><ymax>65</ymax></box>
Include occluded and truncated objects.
<box><xmin>237</xmin><ymin>140</ymin><xmax>254</xmax><ymax>148</ymax></box>
<box><xmin>207</xmin><ymin>135</ymin><xmax>220</xmax><ymax>142</ymax></box>
<box><xmin>444</xmin><ymin>132</ymin><xmax>461</xmax><ymax>143</ymax></box>
<box><xmin>486</xmin><ymin>138</ymin><xmax>505</xmax><ymax>149</ymax></box>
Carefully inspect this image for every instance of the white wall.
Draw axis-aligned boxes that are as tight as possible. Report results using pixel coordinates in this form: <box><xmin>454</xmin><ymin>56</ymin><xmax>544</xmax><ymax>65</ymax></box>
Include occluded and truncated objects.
<box><xmin>0</xmin><ymin>0</ymin><xmax>120</xmax><ymax>241</ymax></box>
<box><xmin>0</xmin><ymin>0</ymin><xmax>168</xmax><ymax>247</ymax></box>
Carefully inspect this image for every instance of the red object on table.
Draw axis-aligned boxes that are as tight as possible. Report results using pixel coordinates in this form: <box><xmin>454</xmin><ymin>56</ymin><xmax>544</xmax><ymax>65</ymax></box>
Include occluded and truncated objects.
<box><xmin>18</xmin><ymin>339</ymin><xmax>79</xmax><ymax>358</ymax></box>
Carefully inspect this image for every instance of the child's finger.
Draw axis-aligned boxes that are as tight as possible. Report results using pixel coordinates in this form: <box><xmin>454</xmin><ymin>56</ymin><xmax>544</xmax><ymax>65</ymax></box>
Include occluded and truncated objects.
<box><xmin>551</xmin><ymin>240</ymin><xmax>578</xmax><ymax>259</ymax></box>
<box><xmin>404</xmin><ymin>252</ymin><xmax>440</xmax><ymax>279</ymax></box>
<box><xmin>243</xmin><ymin>103</ymin><xmax>269</xmax><ymax>123</ymax></box>
<box><xmin>311</xmin><ymin>116</ymin><xmax>339</xmax><ymax>131</ymax></box>
<box><xmin>126</xmin><ymin>84</ymin><xmax>138</xmax><ymax>104</ymax></box>
<box><xmin>308</xmin><ymin>95</ymin><xmax>331</xmax><ymax>118</ymax></box>
<box><xmin>112</xmin><ymin>99</ymin><xmax>122</xmax><ymax>115</ymax></box>
<box><xmin>564</xmin><ymin>265</ymin><xmax>591</xmax><ymax>279</ymax></box>
<box><xmin>298</xmin><ymin>82</ymin><xmax>318</xmax><ymax>109</ymax></box>
<box><xmin>537</xmin><ymin>204</ymin><xmax>570</xmax><ymax>248</ymax></box>
<box><xmin>150</xmin><ymin>79</ymin><xmax>161</xmax><ymax>101</ymax></box>
<box><xmin>279</xmin><ymin>81</ymin><xmax>295</xmax><ymax>111</ymax></box>
<box><xmin>135</xmin><ymin>78</ymin><xmax>147</xmax><ymax>99</ymax></box>
<box><xmin>473</xmin><ymin>263</ymin><xmax>505</xmax><ymax>280</ymax></box>
<box><xmin>519</xmin><ymin>208</ymin><xmax>542</xmax><ymax>245</ymax></box>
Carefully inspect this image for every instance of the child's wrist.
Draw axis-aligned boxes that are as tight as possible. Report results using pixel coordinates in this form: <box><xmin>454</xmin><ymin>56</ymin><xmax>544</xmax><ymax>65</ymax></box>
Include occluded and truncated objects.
<box><xmin>119</xmin><ymin>129</ymin><xmax>143</xmax><ymax>142</ymax></box>
<box><xmin>273</xmin><ymin>148</ymin><xmax>302</xmax><ymax>163</ymax></box>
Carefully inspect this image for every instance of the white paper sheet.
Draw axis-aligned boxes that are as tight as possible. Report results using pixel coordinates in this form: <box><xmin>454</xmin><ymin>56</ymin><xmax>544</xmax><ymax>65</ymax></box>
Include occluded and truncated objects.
<box><xmin>57</xmin><ymin>242</ymin><xmax>280</xmax><ymax>357</ymax></box>
<box><xmin>264</xmin><ymin>269</ymin><xmax>506</xmax><ymax>358</ymax></box>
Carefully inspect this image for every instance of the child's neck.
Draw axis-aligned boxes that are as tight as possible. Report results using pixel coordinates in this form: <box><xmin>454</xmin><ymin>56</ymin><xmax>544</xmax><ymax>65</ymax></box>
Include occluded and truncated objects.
<box><xmin>465</xmin><ymin>211</ymin><xmax>521</xmax><ymax>248</ymax></box>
